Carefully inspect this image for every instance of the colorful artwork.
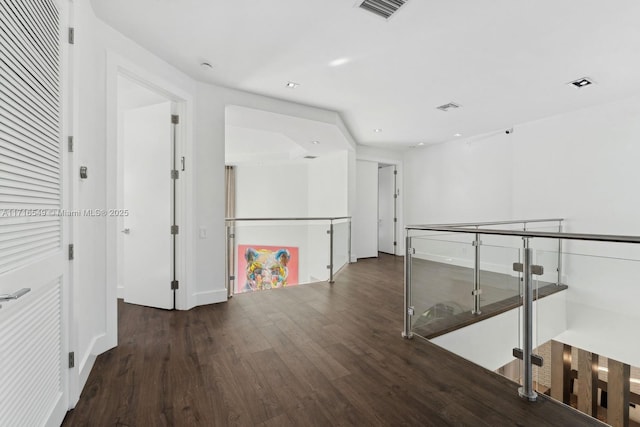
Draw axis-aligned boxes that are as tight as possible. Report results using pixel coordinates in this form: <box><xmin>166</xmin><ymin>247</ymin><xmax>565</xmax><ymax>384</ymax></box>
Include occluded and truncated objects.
<box><xmin>237</xmin><ymin>245</ymin><xmax>299</xmax><ymax>293</ymax></box>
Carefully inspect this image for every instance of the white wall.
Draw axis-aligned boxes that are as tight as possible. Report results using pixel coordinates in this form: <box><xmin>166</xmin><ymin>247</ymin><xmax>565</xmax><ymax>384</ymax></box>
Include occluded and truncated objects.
<box><xmin>354</xmin><ymin>160</ymin><xmax>379</xmax><ymax>258</ymax></box>
<box><xmin>404</xmin><ymin>93</ymin><xmax>640</xmax><ymax>367</ymax></box>
<box><xmin>235</xmin><ymin>162</ymin><xmax>309</xmax><ymax>218</ymax></box>
<box><xmin>307</xmin><ymin>151</ymin><xmax>349</xmax><ymax>216</ymax></box>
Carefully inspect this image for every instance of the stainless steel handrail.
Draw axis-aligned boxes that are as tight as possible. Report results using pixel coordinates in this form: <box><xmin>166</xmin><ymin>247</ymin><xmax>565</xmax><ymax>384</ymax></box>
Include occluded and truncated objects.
<box><xmin>409</xmin><ymin>218</ymin><xmax>564</xmax><ymax>229</ymax></box>
<box><xmin>406</xmin><ymin>226</ymin><xmax>640</xmax><ymax>244</ymax></box>
<box><xmin>226</xmin><ymin>217</ymin><xmax>351</xmax><ymax>222</ymax></box>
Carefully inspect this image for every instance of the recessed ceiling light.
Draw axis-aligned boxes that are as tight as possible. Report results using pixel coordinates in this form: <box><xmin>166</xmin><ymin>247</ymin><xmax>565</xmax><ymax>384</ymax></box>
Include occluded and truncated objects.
<box><xmin>417</xmin><ymin>142</ymin><xmax>425</xmax><ymax>146</ymax></box>
<box><xmin>569</xmin><ymin>77</ymin><xmax>594</xmax><ymax>88</ymax></box>
<box><xmin>374</xmin><ymin>128</ymin><xmax>383</xmax><ymax>133</ymax></box>
<box><xmin>286</xmin><ymin>81</ymin><xmax>300</xmax><ymax>89</ymax></box>
<box><xmin>437</xmin><ymin>102</ymin><xmax>461</xmax><ymax>112</ymax></box>
<box><xmin>454</xmin><ymin>133</ymin><xmax>462</xmax><ymax>137</ymax></box>
<box><xmin>200</xmin><ymin>62</ymin><xmax>214</xmax><ymax>70</ymax></box>
<box><xmin>329</xmin><ymin>58</ymin><xmax>350</xmax><ymax>67</ymax></box>
<box><xmin>311</xmin><ymin>140</ymin><xmax>320</xmax><ymax>145</ymax></box>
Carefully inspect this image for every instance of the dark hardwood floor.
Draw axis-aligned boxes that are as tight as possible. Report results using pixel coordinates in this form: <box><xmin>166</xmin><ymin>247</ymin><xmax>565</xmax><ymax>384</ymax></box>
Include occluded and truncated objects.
<box><xmin>63</xmin><ymin>254</ymin><xmax>604</xmax><ymax>426</ymax></box>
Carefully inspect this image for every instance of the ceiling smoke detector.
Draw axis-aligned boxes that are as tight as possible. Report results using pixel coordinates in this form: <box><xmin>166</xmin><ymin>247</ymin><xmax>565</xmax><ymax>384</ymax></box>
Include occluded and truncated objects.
<box><xmin>436</xmin><ymin>102</ymin><xmax>461</xmax><ymax>112</ymax></box>
<box><xmin>569</xmin><ymin>77</ymin><xmax>594</xmax><ymax>88</ymax></box>
<box><xmin>359</xmin><ymin>0</ymin><xmax>409</xmax><ymax>20</ymax></box>
<box><xmin>285</xmin><ymin>81</ymin><xmax>300</xmax><ymax>89</ymax></box>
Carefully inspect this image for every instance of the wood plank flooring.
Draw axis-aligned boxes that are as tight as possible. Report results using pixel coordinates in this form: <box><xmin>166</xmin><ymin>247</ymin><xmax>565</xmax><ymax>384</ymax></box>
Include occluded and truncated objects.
<box><xmin>62</xmin><ymin>254</ymin><xmax>604</xmax><ymax>426</ymax></box>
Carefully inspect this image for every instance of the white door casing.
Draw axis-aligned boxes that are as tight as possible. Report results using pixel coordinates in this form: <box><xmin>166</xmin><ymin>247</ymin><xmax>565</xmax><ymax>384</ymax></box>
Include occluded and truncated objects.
<box><xmin>122</xmin><ymin>102</ymin><xmax>174</xmax><ymax>309</ymax></box>
<box><xmin>0</xmin><ymin>0</ymin><xmax>70</xmax><ymax>424</ymax></box>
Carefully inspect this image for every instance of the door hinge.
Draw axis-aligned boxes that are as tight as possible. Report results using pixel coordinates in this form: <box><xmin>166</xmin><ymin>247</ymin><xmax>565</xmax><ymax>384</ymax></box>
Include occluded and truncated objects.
<box><xmin>393</xmin><ymin>241</ymin><xmax>397</xmax><ymax>246</ymax></box>
<box><xmin>68</xmin><ymin>244</ymin><xmax>74</xmax><ymax>260</ymax></box>
<box><xmin>171</xmin><ymin>115</ymin><xmax>179</xmax><ymax>124</ymax></box>
<box><xmin>68</xmin><ymin>136</ymin><xmax>74</xmax><ymax>152</ymax></box>
<box><xmin>394</xmin><ymin>170</ymin><xmax>398</xmax><ymax>175</ymax></box>
<box><xmin>68</xmin><ymin>351</ymin><xmax>75</xmax><ymax>368</ymax></box>
<box><xmin>394</xmin><ymin>218</ymin><xmax>397</xmax><ymax>223</ymax></box>
<box><xmin>171</xmin><ymin>225</ymin><xmax>179</xmax><ymax>235</ymax></box>
<box><xmin>394</xmin><ymin>194</ymin><xmax>398</xmax><ymax>199</ymax></box>
<box><xmin>68</xmin><ymin>27</ymin><xmax>74</xmax><ymax>44</ymax></box>
<box><xmin>171</xmin><ymin>280</ymin><xmax>179</xmax><ymax>290</ymax></box>
<box><xmin>229</xmin><ymin>275</ymin><xmax>235</xmax><ymax>281</ymax></box>
<box><xmin>171</xmin><ymin>170</ymin><xmax>179</xmax><ymax>179</ymax></box>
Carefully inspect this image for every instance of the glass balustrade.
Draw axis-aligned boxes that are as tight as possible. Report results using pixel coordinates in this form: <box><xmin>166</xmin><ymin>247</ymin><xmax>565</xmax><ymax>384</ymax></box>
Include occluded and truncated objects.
<box><xmin>225</xmin><ymin>217</ymin><xmax>350</xmax><ymax>296</ymax></box>
<box><xmin>403</xmin><ymin>218</ymin><xmax>640</xmax><ymax>425</ymax></box>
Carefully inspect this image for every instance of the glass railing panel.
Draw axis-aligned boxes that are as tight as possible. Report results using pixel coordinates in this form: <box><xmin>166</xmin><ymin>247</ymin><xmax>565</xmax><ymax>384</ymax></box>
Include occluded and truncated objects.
<box><xmin>532</xmin><ymin>239</ymin><xmax>640</xmax><ymax>423</ymax></box>
<box><xmin>409</xmin><ymin>234</ymin><xmax>475</xmax><ymax>339</ymax></box>
<box><xmin>232</xmin><ymin>220</ymin><xmax>330</xmax><ymax>294</ymax></box>
<box><xmin>332</xmin><ymin>219</ymin><xmax>350</xmax><ymax>273</ymax></box>
<box><xmin>478</xmin><ymin>244</ymin><xmax>521</xmax><ymax>309</ymax></box>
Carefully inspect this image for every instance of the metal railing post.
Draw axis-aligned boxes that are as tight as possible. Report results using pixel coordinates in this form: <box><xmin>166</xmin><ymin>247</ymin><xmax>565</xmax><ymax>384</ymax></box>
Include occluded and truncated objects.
<box><xmin>402</xmin><ymin>230</ymin><xmax>413</xmax><ymax>338</ymax></box>
<box><xmin>328</xmin><ymin>221</ymin><xmax>335</xmax><ymax>284</ymax></box>
<box><xmin>226</xmin><ymin>223</ymin><xmax>235</xmax><ymax>298</ymax></box>
<box><xmin>472</xmin><ymin>232</ymin><xmax>481</xmax><ymax>315</ymax></box>
<box><xmin>348</xmin><ymin>218</ymin><xmax>352</xmax><ymax>263</ymax></box>
<box><xmin>519</xmin><ymin>237</ymin><xmax>538</xmax><ymax>401</ymax></box>
<box><xmin>557</xmin><ymin>220</ymin><xmax>563</xmax><ymax>286</ymax></box>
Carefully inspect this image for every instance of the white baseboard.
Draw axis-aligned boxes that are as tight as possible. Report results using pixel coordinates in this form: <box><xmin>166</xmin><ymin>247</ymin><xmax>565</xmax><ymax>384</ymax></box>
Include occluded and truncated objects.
<box><xmin>117</xmin><ymin>285</ymin><xmax>124</xmax><ymax>299</ymax></box>
<box><xmin>78</xmin><ymin>334</ymin><xmax>103</xmax><ymax>395</ymax></box>
<box><xmin>193</xmin><ymin>289</ymin><xmax>227</xmax><ymax>307</ymax></box>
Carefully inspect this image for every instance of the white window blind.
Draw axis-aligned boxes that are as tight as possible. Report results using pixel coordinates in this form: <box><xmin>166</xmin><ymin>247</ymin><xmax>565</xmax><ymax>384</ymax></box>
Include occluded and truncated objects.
<box><xmin>0</xmin><ymin>0</ymin><xmax>61</xmax><ymax>274</ymax></box>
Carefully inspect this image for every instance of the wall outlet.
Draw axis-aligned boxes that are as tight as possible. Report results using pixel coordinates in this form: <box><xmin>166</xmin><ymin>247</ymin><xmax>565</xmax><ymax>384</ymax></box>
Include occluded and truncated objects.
<box><xmin>199</xmin><ymin>227</ymin><xmax>207</xmax><ymax>239</ymax></box>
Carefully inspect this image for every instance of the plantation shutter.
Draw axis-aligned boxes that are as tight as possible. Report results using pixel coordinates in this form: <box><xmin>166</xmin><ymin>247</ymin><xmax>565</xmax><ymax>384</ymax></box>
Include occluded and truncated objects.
<box><xmin>0</xmin><ymin>0</ymin><xmax>62</xmax><ymax>273</ymax></box>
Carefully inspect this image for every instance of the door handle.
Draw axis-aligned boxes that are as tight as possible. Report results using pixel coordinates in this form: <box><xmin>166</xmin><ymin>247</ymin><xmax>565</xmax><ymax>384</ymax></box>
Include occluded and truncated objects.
<box><xmin>0</xmin><ymin>288</ymin><xmax>31</xmax><ymax>302</ymax></box>
<box><xmin>121</xmin><ymin>228</ymin><xmax>130</xmax><ymax>234</ymax></box>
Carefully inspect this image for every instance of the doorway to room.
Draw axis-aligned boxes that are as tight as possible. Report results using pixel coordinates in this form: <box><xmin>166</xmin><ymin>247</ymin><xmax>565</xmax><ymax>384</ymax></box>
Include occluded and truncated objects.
<box><xmin>116</xmin><ymin>75</ymin><xmax>177</xmax><ymax>310</ymax></box>
<box><xmin>378</xmin><ymin>164</ymin><xmax>397</xmax><ymax>255</ymax></box>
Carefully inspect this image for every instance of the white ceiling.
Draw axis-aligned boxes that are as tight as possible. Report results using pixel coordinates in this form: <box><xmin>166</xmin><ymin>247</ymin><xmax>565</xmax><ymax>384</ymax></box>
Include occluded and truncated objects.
<box><xmin>93</xmin><ymin>0</ymin><xmax>640</xmax><ymax>148</ymax></box>
<box><xmin>225</xmin><ymin>105</ymin><xmax>351</xmax><ymax>163</ymax></box>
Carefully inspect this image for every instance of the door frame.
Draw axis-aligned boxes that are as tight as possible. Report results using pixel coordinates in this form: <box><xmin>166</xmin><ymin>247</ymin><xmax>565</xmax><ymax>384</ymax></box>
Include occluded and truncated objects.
<box><xmin>104</xmin><ymin>52</ymin><xmax>195</xmax><ymax>350</ymax></box>
<box><xmin>356</xmin><ymin>153</ymin><xmax>404</xmax><ymax>257</ymax></box>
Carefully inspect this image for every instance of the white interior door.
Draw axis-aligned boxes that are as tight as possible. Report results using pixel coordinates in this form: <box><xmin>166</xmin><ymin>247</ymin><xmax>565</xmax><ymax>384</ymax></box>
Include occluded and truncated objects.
<box><xmin>0</xmin><ymin>0</ymin><xmax>69</xmax><ymax>424</ymax></box>
<box><xmin>122</xmin><ymin>102</ymin><xmax>174</xmax><ymax>309</ymax></box>
<box><xmin>354</xmin><ymin>160</ymin><xmax>379</xmax><ymax>259</ymax></box>
<box><xmin>378</xmin><ymin>165</ymin><xmax>395</xmax><ymax>254</ymax></box>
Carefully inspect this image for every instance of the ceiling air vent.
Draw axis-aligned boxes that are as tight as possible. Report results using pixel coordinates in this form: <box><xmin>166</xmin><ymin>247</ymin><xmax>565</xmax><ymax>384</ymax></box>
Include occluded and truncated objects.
<box><xmin>359</xmin><ymin>0</ymin><xmax>408</xmax><ymax>19</ymax></box>
<box><xmin>436</xmin><ymin>102</ymin><xmax>461</xmax><ymax>112</ymax></box>
<box><xmin>568</xmin><ymin>77</ymin><xmax>594</xmax><ymax>88</ymax></box>
<box><xmin>304</xmin><ymin>156</ymin><xmax>317</xmax><ymax>159</ymax></box>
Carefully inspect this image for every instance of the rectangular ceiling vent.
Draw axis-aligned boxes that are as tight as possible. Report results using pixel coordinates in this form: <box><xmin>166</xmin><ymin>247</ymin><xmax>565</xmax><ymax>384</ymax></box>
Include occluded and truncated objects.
<box><xmin>359</xmin><ymin>0</ymin><xmax>408</xmax><ymax>20</ymax></box>
<box><xmin>436</xmin><ymin>102</ymin><xmax>461</xmax><ymax>112</ymax></box>
<box><xmin>304</xmin><ymin>155</ymin><xmax>318</xmax><ymax>159</ymax></box>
